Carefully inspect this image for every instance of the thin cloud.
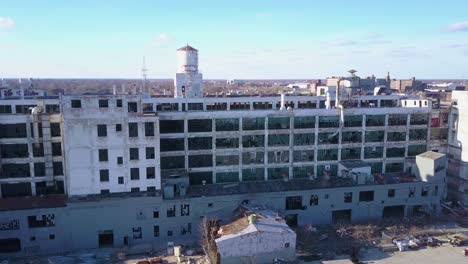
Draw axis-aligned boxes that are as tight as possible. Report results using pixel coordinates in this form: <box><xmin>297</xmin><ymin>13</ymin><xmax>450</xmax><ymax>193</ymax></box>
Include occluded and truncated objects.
<box><xmin>442</xmin><ymin>43</ymin><xmax>468</xmax><ymax>48</ymax></box>
<box><xmin>446</xmin><ymin>21</ymin><xmax>468</xmax><ymax>32</ymax></box>
<box><xmin>0</xmin><ymin>17</ymin><xmax>14</xmax><ymax>29</ymax></box>
<box><xmin>155</xmin><ymin>33</ymin><xmax>174</xmax><ymax>41</ymax></box>
<box><xmin>328</xmin><ymin>40</ymin><xmax>358</xmax><ymax>46</ymax></box>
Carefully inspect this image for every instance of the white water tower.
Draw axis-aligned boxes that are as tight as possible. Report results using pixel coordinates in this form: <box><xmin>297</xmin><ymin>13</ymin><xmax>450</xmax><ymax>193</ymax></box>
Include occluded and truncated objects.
<box><xmin>174</xmin><ymin>45</ymin><xmax>203</xmax><ymax>98</ymax></box>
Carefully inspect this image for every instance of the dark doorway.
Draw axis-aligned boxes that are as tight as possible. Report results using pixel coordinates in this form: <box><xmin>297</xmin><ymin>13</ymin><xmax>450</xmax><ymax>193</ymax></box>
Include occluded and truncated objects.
<box><xmin>0</xmin><ymin>238</ymin><xmax>21</xmax><ymax>253</ymax></box>
<box><xmin>383</xmin><ymin>205</ymin><xmax>405</xmax><ymax>219</ymax></box>
<box><xmin>98</xmin><ymin>230</ymin><xmax>114</xmax><ymax>248</ymax></box>
<box><xmin>285</xmin><ymin>214</ymin><xmax>298</xmax><ymax>227</ymax></box>
<box><xmin>332</xmin><ymin>209</ymin><xmax>352</xmax><ymax>224</ymax></box>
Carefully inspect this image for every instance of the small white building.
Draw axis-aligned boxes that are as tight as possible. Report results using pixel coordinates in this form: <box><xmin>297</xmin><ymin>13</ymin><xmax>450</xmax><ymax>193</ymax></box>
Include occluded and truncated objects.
<box><xmin>215</xmin><ymin>206</ymin><xmax>296</xmax><ymax>264</ymax></box>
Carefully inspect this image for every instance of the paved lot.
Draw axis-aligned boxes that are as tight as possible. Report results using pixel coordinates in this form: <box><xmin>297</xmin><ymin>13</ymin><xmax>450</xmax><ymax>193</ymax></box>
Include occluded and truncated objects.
<box><xmin>361</xmin><ymin>245</ymin><xmax>467</xmax><ymax>264</ymax></box>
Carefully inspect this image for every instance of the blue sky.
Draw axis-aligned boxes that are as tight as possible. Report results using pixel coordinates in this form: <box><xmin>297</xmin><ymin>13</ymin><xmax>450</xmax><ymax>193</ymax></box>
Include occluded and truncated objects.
<box><xmin>1</xmin><ymin>0</ymin><xmax>468</xmax><ymax>79</ymax></box>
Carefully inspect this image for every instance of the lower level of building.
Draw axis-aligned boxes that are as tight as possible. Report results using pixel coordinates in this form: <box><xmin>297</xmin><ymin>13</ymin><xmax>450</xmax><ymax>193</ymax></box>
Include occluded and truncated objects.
<box><xmin>0</xmin><ymin>179</ymin><xmax>443</xmax><ymax>257</ymax></box>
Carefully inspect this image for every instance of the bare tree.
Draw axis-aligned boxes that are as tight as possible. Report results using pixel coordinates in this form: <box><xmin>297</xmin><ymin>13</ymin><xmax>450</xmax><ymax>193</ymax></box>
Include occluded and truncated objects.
<box><xmin>200</xmin><ymin>217</ymin><xmax>220</xmax><ymax>264</ymax></box>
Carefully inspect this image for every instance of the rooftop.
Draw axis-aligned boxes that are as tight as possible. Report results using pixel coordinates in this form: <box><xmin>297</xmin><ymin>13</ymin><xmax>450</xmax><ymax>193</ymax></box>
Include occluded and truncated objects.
<box><xmin>418</xmin><ymin>151</ymin><xmax>446</xmax><ymax>160</ymax></box>
<box><xmin>177</xmin><ymin>45</ymin><xmax>198</xmax><ymax>51</ymax></box>
<box><xmin>215</xmin><ymin>205</ymin><xmax>294</xmax><ymax>242</ymax></box>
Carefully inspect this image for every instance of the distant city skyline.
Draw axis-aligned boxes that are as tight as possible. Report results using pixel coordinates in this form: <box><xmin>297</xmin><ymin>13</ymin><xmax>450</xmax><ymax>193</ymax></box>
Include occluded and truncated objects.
<box><xmin>1</xmin><ymin>0</ymin><xmax>468</xmax><ymax>79</ymax></box>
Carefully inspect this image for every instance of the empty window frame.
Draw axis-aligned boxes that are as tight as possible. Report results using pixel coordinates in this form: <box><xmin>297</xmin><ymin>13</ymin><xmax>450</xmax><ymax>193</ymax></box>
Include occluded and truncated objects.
<box><xmin>145</xmin><ymin>122</ymin><xmax>155</xmax><ymax>136</ymax></box>
<box><xmin>128</xmin><ymin>123</ymin><xmax>138</xmax><ymax>137</ymax></box>
<box><xmin>98</xmin><ymin>149</ymin><xmax>108</xmax><ymax>162</ymax></box>
<box><xmin>129</xmin><ymin>148</ymin><xmax>139</xmax><ymax>160</ymax></box>
<box><xmin>97</xmin><ymin>124</ymin><xmax>107</xmax><ymax>137</ymax></box>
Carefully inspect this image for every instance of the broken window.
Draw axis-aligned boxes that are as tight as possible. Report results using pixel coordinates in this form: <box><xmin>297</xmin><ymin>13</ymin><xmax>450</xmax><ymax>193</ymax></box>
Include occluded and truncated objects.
<box><xmin>215</xmin><ymin>118</ymin><xmax>239</xmax><ymax>131</ymax></box>
<box><xmin>216</xmin><ymin>155</ymin><xmax>239</xmax><ymax>166</ymax></box>
<box><xmin>341</xmin><ymin>131</ymin><xmax>362</xmax><ymax>144</ymax></box>
<box><xmin>268</xmin><ymin>151</ymin><xmax>289</xmax><ymax>163</ymax></box>
<box><xmin>319</xmin><ymin>116</ymin><xmax>339</xmax><ymax>128</ymax></box>
<box><xmin>409</xmin><ymin>187</ymin><xmax>415</xmax><ymax>197</ymax></box>
<box><xmin>46</xmin><ymin>104</ymin><xmax>60</xmax><ymax>113</ymax></box>
<box><xmin>28</xmin><ymin>214</ymin><xmax>55</xmax><ymax>228</ymax></box>
<box><xmin>344</xmin><ymin>115</ymin><xmax>363</xmax><ymax>127</ymax></box>
<box><xmin>153</xmin><ymin>209</ymin><xmax>159</xmax><ymax>218</ymax></box>
<box><xmin>268</xmin><ymin>117</ymin><xmax>290</xmax><ymax>129</ymax></box>
<box><xmin>116</xmin><ymin>99</ymin><xmax>122</xmax><ymax>107</ymax></box>
<box><xmin>146</xmin><ymin>147</ymin><xmax>155</xmax><ymax>159</ymax></box>
<box><xmin>318</xmin><ymin>132</ymin><xmax>338</xmax><ymax>144</ymax></box>
<box><xmin>293</xmin><ymin>166</ymin><xmax>314</xmax><ymax>179</ymax></box>
<box><xmin>243</xmin><ymin>117</ymin><xmax>265</xmax><ymax>130</ymax></box>
<box><xmin>365</xmin><ymin>115</ymin><xmax>385</xmax><ymax>126</ymax></box>
<box><xmin>298</xmin><ymin>101</ymin><xmax>316</xmax><ymax>109</ymax></box>
<box><xmin>128</xmin><ymin>102</ymin><xmax>138</xmax><ymax>113</ymax></box>
<box><xmin>146</xmin><ymin>167</ymin><xmax>155</xmax><ymax>179</ymax></box>
<box><xmin>161</xmin><ymin>156</ymin><xmax>185</xmax><ymax>170</ymax></box>
<box><xmin>409</xmin><ymin>129</ymin><xmax>427</xmax><ymax>141</ymax></box>
<box><xmin>16</xmin><ymin>105</ymin><xmax>34</xmax><ymax>114</ymax></box>
<box><xmin>386</xmin><ymin>163</ymin><xmax>404</xmax><ymax>173</ymax></box>
<box><xmin>388</xmin><ymin>114</ymin><xmax>407</xmax><ymax>126</ymax></box>
<box><xmin>50</xmin><ymin>123</ymin><xmax>61</xmax><ymax>137</ymax></box>
<box><xmin>188</xmin><ymin>171</ymin><xmax>213</xmax><ymax>185</ymax></box>
<box><xmin>167</xmin><ymin>205</ymin><xmax>176</xmax><ymax>217</ymax></box>
<box><xmin>310</xmin><ymin>194</ymin><xmax>319</xmax><ymax>206</ymax></box>
<box><xmin>0</xmin><ymin>105</ymin><xmax>12</xmax><ymax>113</ymax></box>
<box><xmin>71</xmin><ymin>100</ymin><xmax>81</xmax><ymax>108</ymax></box>
<box><xmin>188</xmin><ymin>154</ymin><xmax>212</xmax><ymax>168</ymax></box>
<box><xmin>216</xmin><ymin>138</ymin><xmax>239</xmax><ymax>149</ymax></box>
<box><xmin>388</xmin><ymin>189</ymin><xmax>395</xmax><ymax>198</ymax></box>
<box><xmin>410</xmin><ymin>114</ymin><xmax>428</xmax><ymax>125</ymax></box>
<box><xmin>188</xmin><ymin>119</ymin><xmax>212</xmax><ymax>132</ymax></box>
<box><xmin>230</xmin><ymin>102</ymin><xmax>250</xmax><ymax>110</ymax></box>
<box><xmin>188</xmin><ymin>137</ymin><xmax>212</xmax><ymax>150</ymax></box>
<box><xmin>145</xmin><ymin>122</ymin><xmax>154</xmax><ymax>136</ymax></box>
<box><xmin>364</xmin><ymin>147</ymin><xmax>383</xmax><ymax>159</ymax></box>
<box><xmin>268</xmin><ymin>134</ymin><xmax>290</xmax><ymax>146</ymax></box>
<box><xmin>365</xmin><ymin>130</ymin><xmax>384</xmax><ymax>142</ymax></box>
<box><xmin>317</xmin><ymin>149</ymin><xmax>338</xmax><ymax>161</ymax></box>
<box><xmin>421</xmin><ymin>186</ymin><xmax>428</xmax><ymax>197</ymax></box>
<box><xmin>216</xmin><ymin>171</ymin><xmax>239</xmax><ymax>183</ymax></box>
<box><xmin>118</xmin><ymin>177</ymin><xmax>124</xmax><ymax>184</ymax></box>
<box><xmin>344</xmin><ymin>192</ymin><xmax>353</xmax><ymax>203</ymax></box>
<box><xmin>386</xmin><ymin>147</ymin><xmax>405</xmax><ymax>158</ymax></box>
<box><xmin>242</xmin><ymin>135</ymin><xmax>264</xmax><ymax>148</ymax></box>
<box><xmin>294</xmin><ymin>133</ymin><xmax>314</xmax><ymax>146</ymax></box>
<box><xmin>33</xmin><ymin>143</ymin><xmax>44</xmax><ymax>157</ymax></box>
<box><xmin>98</xmin><ymin>149</ymin><xmax>108</xmax><ymax>162</ymax></box>
<box><xmin>128</xmin><ymin>123</ymin><xmax>138</xmax><ymax>137</ymax></box>
<box><xmin>132</xmin><ymin>227</ymin><xmax>142</xmax><ymax>239</ymax></box>
<box><xmin>100</xmin><ymin>170</ymin><xmax>109</xmax><ymax>182</ymax></box>
<box><xmin>293</xmin><ymin>150</ymin><xmax>314</xmax><ymax>162</ymax></box>
<box><xmin>370</xmin><ymin>162</ymin><xmax>383</xmax><ymax>174</ymax></box>
<box><xmin>157</xmin><ymin>103</ymin><xmax>179</xmax><ymax>111</ymax></box>
<box><xmin>0</xmin><ymin>124</ymin><xmax>27</xmax><ymax>138</ymax></box>
<box><xmin>159</xmin><ymin>120</ymin><xmax>184</xmax><ymax>134</ymax></box>
<box><xmin>117</xmin><ymin>156</ymin><xmax>123</xmax><ymax>165</ymax></box>
<box><xmin>34</xmin><ymin>162</ymin><xmax>45</xmax><ymax>177</ymax></box>
<box><xmin>52</xmin><ymin>142</ymin><xmax>62</xmax><ymax>156</ymax></box>
<box><xmin>53</xmin><ymin>162</ymin><xmax>63</xmax><ymax>176</ymax></box>
<box><xmin>253</xmin><ymin>102</ymin><xmax>272</xmax><ymax>109</ymax></box>
<box><xmin>97</xmin><ymin>124</ymin><xmax>107</xmax><ymax>137</ymax></box>
<box><xmin>242</xmin><ymin>152</ymin><xmax>264</xmax><ymax>165</ymax></box>
<box><xmin>387</xmin><ymin>132</ymin><xmax>406</xmax><ymax>142</ymax></box>
<box><xmin>98</xmin><ymin>99</ymin><xmax>108</xmax><ymax>108</ymax></box>
<box><xmin>242</xmin><ymin>168</ymin><xmax>265</xmax><ymax>181</ymax></box>
<box><xmin>0</xmin><ymin>144</ymin><xmax>28</xmax><ymax>159</ymax></box>
<box><xmin>130</xmin><ymin>168</ymin><xmax>139</xmax><ymax>180</ymax></box>
<box><xmin>1</xmin><ymin>163</ymin><xmax>30</xmax><ymax>178</ymax></box>
<box><xmin>148</xmin><ymin>186</ymin><xmax>156</xmax><ymax>192</ymax></box>
<box><xmin>181</xmin><ymin>204</ymin><xmax>190</xmax><ymax>216</ymax></box>
<box><xmin>359</xmin><ymin>191</ymin><xmax>374</xmax><ymax>202</ymax></box>
<box><xmin>115</xmin><ymin>124</ymin><xmax>122</xmax><ymax>132</ymax></box>
<box><xmin>154</xmin><ymin>225</ymin><xmax>160</xmax><ymax>237</ymax></box>
<box><xmin>408</xmin><ymin>145</ymin><xmax>426</xmax><ymax>156</ymax></box>
<box><xmin>188</xmin><ymin>103</ymin><xmax>203</xmax><ymax>111</ymax></box>
<box><xmin>341</xmin><ymin>148</ymin><xmax>361</xmax><ymax>160</ymax></box>
<box><xmin>160</xmin><ymin>138</ymin><xmax>184</xmax><ymax>152</ymax></box>
<box><xmin>129</xmin><ymin>148</ymin><xmax>139</xmax><ymax>160</ymax></box>
<box><xmin>100</xmin><ymin>189</ymin><xmax>110</xmax><ymax>194</ymax></box>
<box><xmin>286</xmin><ymin>196</ymin><xmax>303</xmax><ymax>210</ymax></box>
<box><xmin>267</xmin><ymin>167</ymin><xmax>288</xmax><ymax>180</ymax></box>
<box><xmin>131</xmin><ymin>187</ymin><xmax>139</xmax><ymax>192</ymax></box>
<box><xmin>294</xmin><ymin>116</ymin><xmax>315</xmax><ymax>129</ymax></box>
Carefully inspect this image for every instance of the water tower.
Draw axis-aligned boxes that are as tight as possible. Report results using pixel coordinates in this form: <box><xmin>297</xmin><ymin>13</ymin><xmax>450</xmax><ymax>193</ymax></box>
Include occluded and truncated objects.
<box><xmin>174</xmin><ymin>45</ymin><xmax>203</xmax><ymax>98</ymax></box>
